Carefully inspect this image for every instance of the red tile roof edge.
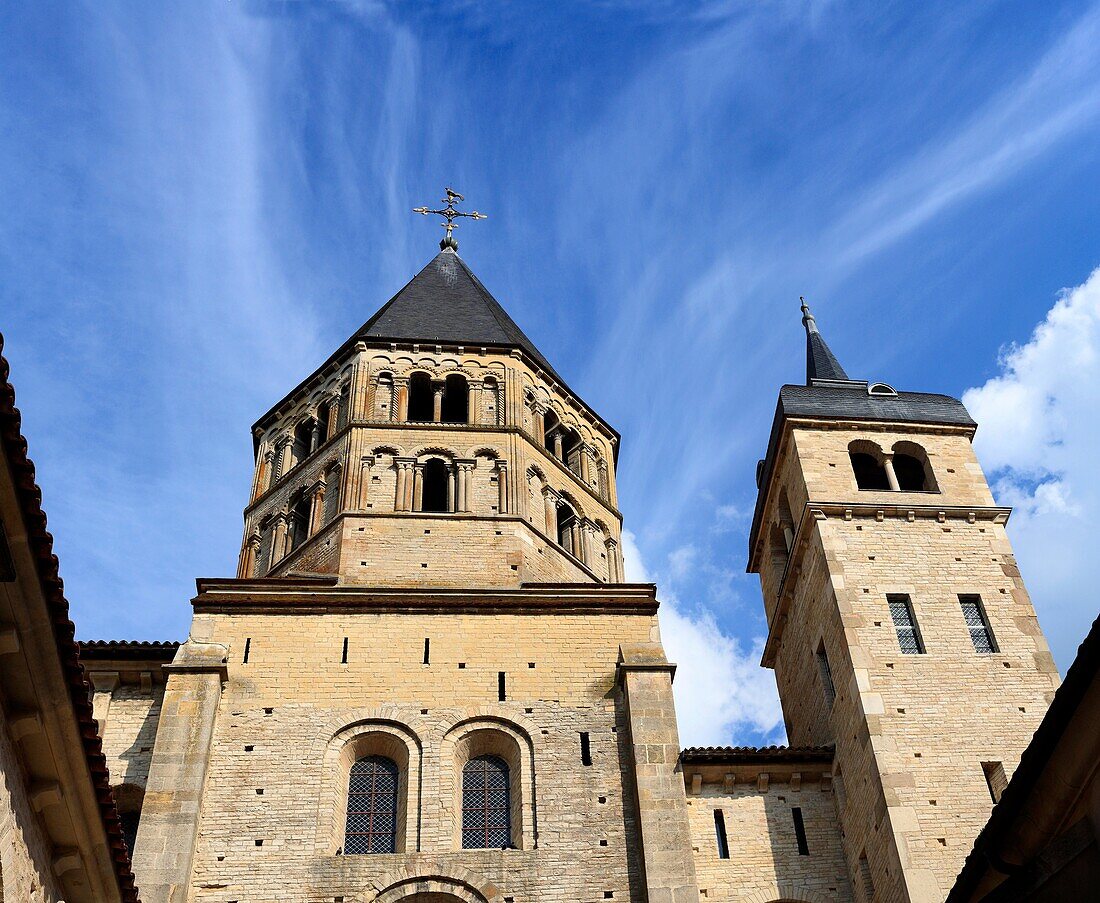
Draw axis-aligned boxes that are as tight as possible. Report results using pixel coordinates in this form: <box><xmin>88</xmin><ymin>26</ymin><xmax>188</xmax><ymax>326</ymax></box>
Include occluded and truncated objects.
<box><xmin>0</xmin><ymin>333</ymin><xmax>140</xmax><ymax>903</ymax></box>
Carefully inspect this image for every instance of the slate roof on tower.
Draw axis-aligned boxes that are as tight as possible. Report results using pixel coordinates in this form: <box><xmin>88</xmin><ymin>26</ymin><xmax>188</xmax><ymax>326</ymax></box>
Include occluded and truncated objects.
<box><xmin>355</xmin><ymin>247</ymin><xmax>564</xmax><ymax>384</ymax></box>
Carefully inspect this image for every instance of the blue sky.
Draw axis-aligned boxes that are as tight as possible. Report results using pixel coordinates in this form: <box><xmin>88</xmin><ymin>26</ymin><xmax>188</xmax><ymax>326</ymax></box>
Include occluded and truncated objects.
<box><xmin>2</xmin><ymin>0</ymin><xmax>1099</xmax><ymax>747</ymax></box>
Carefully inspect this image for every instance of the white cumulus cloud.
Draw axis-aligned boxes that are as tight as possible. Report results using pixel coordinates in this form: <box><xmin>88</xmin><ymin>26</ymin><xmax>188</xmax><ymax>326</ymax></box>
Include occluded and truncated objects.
<box><xmin>621</xmin><ymin>530</ymin><xmax>784</xmax><ymax>747</ymax></box>
<box><xmin>963</xmin><ymin>266</ymin><xmax>1100</xmax><ymax>669</ymax></box>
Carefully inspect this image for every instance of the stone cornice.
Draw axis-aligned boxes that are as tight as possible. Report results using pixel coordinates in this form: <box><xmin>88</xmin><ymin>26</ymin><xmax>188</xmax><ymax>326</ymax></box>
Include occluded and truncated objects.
<box><xmin>761</xmin><ymin>501</ymin><xmax>1013</xmax><ymax>668</ymax></box>
<box><xmin>190</xmin><ymin>580</ymin><xmax>660</xmax><ymax>616</ymax></box>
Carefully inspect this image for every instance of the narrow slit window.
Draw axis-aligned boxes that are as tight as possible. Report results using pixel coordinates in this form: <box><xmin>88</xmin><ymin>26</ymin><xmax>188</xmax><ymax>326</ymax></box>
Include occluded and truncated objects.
<box><xmin>580</xmin><ymin>732</ymin><xmax>592</xmax><ymax>766</ymax></box>
<box><xmin>498</xmin><ymin>671</ymin><xmax>506</xmax><ymax>701</ymax></box>
<box><xmin>792</xmin><ymin>807</ymin><xmax>809</xmax><ymax>855</ymax></box>
<box><xmin>859</xmin><ymin>851</ymin><xmax>874</xmax><ymax>902</ymax></box>
<box><xmin>888</xmin><ymin>595</ymin><xmax>925</xmax><ymax>654</ymax></box>
<box><xmin>243</xmin><ymin>637</ymin><xmax>251</xmax><ymax>664</ymax></box>
<box><xmin>960</xmin><ymin>596</ymin><xmax>998</xmax><ymax>653</ymax></box>
<box><xmin>714</xmin><ymin>809</ymin><xmax>730</xmax><ymax>859</ymax></box>
<box><xmin>816</xmin><ymin>641</ymin><xmax>836</xmax><ymax>707</ymax></box>
<box><xmin>341</xmin><ymin>637</ymin><xmax>348</xmax><ymax>664</ymax></box>
<box><xmin>982</xmin><ymin>761</ymin><xmax>1008</xmax><ymax>803</ymax></box>
<box><xmin>423</xmin><ymin>637</ymin><xmax>430</xmax><ymax>665</ymax></box>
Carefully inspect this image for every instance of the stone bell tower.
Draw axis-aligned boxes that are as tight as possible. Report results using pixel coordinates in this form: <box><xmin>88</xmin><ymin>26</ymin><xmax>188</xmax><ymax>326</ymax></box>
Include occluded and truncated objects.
<box><xmin>129</xmin><ymin>195</ymin><xmax>698</xmax><ymax>903</ymax></box>
<box><xmin>746</xmin><ymin>301</ymin><xmax>1061</xmax><ymax>902</ymax></box>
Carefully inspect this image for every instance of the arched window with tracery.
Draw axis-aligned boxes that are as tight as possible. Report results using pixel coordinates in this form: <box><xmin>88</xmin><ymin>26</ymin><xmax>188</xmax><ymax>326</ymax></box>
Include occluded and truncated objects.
<box><xmin>461</xmin><ymin>754</ymin><xmax>511</xmax><ymax>849</ymax></box>
<box><xmin>344</xmin><ymin>755</ymin><xmax>399</xmax><ymax>854</ymax></box>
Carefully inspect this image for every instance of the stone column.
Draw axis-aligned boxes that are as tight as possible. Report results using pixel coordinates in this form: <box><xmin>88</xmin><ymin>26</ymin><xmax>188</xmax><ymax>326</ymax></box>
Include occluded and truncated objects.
<box><xmin>239</xmin><ymin>533</ymin><xmax>261</xmax><ymax>578</ymax></box>
<box><xmin>271</xmin><ymin>513</ymin><xmax>289</xmax><ymax>564</ymax></box>
<box><xmin>356</xmin><ymin>456</ymin><xmax>374</xmax><ymax>509</ymax></box>
<box><xmin>468</xmin><ymin>380</ymin><xmax>482</xmax><ymax>425</ymax></box>
<box><xmin>533</xmin><ymin>402</ymin><xmax>547</xmax><ymax>444</ymax></box>
<box><xmin>496</xmin><ymin>460</ymin><xmax>509</xmax><ymax>514</ymax></box>
<box><xmin>412</xmin><ymin>464</ymin><xmax>424</xmax><ymax>512</ymax></box>
<box><xmin>325</xmin><ymin>392</ymin><xmax>341</xmax><ymax>441</ymax></box>
<box><xmin>447</xmin><ymin>467</ymin><xmax>456</xmax><ymax>512</ymax></box>
<box><xmin>455</xmin><ymin>461</ymin><xmax>474</xmax><ymax>513</ymax></box>
<box><xmin>617</xmin><ymin>643</ymin><xmax>699</xmax><ymax>903</ymax></box>
<box><xmin>394</xmin><ymin>459</ymin><xmax>413</xmax><ymax>511</ymax></box>
<box><xmin>543</xmin><ymin>488</ymin><xmax>557</xmax><ymax>536</ymax></box>
<box><xmin>132</xmin><ymin>641</ymin><xmax>228</xmax><ymax>903</ymax></box>
<box><xmin>606</xmin><ymin>538</ymin><xmax>621</xmax><ymax>582</ymax></box>
<box><xmin>552</xmin><ymin>431</ymin><xmax>563</xmax><ymax>460</ymax></box>
<box><xmin>310</xmin><ymin>417</ymin><xmax>322</xmax><ymax>454</ymax></box>
<box><xmin>580</xmin><ymin>445</ymin><xmax>593</xmax><ymax>486</ymax></box>
<box><xmin>308</xmin><ymin>481</ymin><xmax>326</xmax><ymax>536</ymax></box>
<box><xmin>278</xmin><ymin>436</ymin><xmax>293</xmax><ymax>480</ymax></box>
<box><xmin>90</xmin><ymin>671</ymin><xmax>119</xmax><ymax>737</ymax></box>
<box><xmin>883</xmin><ymin>454</ymin><xmax>901</xmax><ymax>491</ymax></box>
<box><xmin>432</xmin><ymin>383</ymin><xmax>445</xmax><ymax>422</ymax></box>
<box><xmin>395</xmin><ymin>377</ymin><xmax>410</xmax><ymax>422</ymax></box>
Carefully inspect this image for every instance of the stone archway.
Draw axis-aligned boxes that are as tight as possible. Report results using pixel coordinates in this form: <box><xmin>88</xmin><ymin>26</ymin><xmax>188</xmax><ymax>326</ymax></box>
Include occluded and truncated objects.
<box><xmin>369</xmin><ymin>866</ymin><xmax>502</xmax><ymax>903</ymax></box>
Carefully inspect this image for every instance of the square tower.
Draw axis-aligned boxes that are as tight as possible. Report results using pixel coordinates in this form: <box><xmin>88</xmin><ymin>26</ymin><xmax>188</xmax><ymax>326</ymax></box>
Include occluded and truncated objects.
<box><xmin>747</xmin><ymin>302</ymin><xmax>1061</xmax><ymax>902</ymax></box>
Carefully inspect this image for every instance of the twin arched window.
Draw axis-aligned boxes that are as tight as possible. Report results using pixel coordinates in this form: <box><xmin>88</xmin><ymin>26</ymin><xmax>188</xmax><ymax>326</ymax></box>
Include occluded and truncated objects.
<box><xmin>344</xmin><ymin>756</ymin><xmax>399</xmax><ymax>854</ymax></box>
<box><xmin>849</xmin><ymin>441</ymin><xmax>937</xmax><ymax>492</ymax></box>
<box><xmin>342</xmin><ymin>752</ymin><xmax>514</xmax><ymax>854</ymax></box>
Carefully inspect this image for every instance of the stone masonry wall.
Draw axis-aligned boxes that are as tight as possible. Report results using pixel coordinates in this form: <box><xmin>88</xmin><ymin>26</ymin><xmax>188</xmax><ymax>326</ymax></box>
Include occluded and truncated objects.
<box><xmin>177</xmin><ymin>607</ymin><xmax>660</xmax><ymax>902</ymax></box>
<box><xmin>688</xmin><ymin>776</ymin><xmax>852</xmax><ymax>903</ymax></box>
<box><xmin>99</xmin><ymin>683</ymin><xmax>165</xmax><ymax>790</ymax></box>
<box><xmin>760</xmin><ymin>424</ymin><xmax>1061</xmax><ymax>902</ymax></box>
<box><xmin>0</xmin><ymin>711</ymin><xmax>64</xmax><ymax>903</ymax></box>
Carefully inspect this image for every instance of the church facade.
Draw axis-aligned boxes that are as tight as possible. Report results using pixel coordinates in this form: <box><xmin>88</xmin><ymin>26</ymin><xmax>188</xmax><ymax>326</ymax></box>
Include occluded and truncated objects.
<box><xmin>59</xmin><ymin>232</ymin><xmax>1061</xmax><ymax>902</ymax></box>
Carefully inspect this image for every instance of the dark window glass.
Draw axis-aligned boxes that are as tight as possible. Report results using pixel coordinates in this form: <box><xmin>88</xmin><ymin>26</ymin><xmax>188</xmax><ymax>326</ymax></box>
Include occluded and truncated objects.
<box><xmin>960</xmin><ymin>596</ymin><xmax>998</xmax><ymax>653</ymax></box>
<box><xmin>344</xmin><ymin>756</ymin><xmax>398</xmax><ymax>854</ymax></box>
<box><xmin>462</xmin><ymin>755</ymin><xmax>511</xmax><ymax>849</ymax></box>
<box><xmin>888</xmin><ymin>596</ymin><xmax>925</xmax><ymax>654</ymax></box>
<box><xmin>850</xmin><ymin>452</ymin><xmax>891</xmax><ymax>490</ymax></box>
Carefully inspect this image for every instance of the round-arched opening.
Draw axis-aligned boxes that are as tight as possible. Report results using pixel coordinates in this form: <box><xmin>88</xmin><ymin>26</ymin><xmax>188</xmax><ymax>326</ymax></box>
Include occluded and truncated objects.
<box><xmin>461</xmin><ymin>754</ymin><xmax>512</xmax><ymax>850</ymax></box>
<box><xmin>289</xmin><ymin>491</ymin><xmax>312</xmax><ymax>550</ymax></box>
<box><xmin>441</xmin><ymin>374</ymin><xmax>469</xmax><ymax>424</ymax></box>
<box><xmin>556</xmin><ymin>501</ymin><xmax>577</xmax><ymax>554</ymax></box>
<box><xmin>316</xmin><ymin>401</ymin><xmax>332</xmax><ymax>443</ymax></box>
<box><xmin>542</xmin><ymin>410</ymin><xmax>560</xmax><ymax>454</ymax></box>
<box><xmin>422</xmin><ymin>459</ymin><xmax>450</xmax><ymax>513</ymax></box>
<box><xmin>560</xmin><ymin>428</ymin><xmax>582</xmax><ymax>475</ymax></box>
<box><xmin>850</xmin><ymin>451</ymin><xmax>890</xmax><ymax>490</ymax></box>
<box><xmin>408</xmin><ymin>373</ymin><xmax>434</xmax><ymax>422</ymax></box>
<box><xmin>482</xmin><ymin>376</ymin><xmax>500</xmax><ymax>425</ymax></box>
<box><xmin>293</xmin><ymin>418</ymin><xmax>314</xmax><ymax>460</ymax></box>
<box><xmin>893</xmin><ymin>453</ymin><xmax>928</xmax><ymax>491</ymax></box>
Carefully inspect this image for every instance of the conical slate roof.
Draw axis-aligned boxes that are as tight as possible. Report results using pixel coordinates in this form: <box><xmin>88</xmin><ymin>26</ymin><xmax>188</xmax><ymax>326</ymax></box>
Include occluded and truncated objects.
<box><xmin>355</xmin><ymin>248</ymin><xmax>563</xmax><ymax>383</ymax></box>
<box><xmin>801</xmin><ymin>299</ymin><xmax>848</xmax><ymax>382</ymax></box>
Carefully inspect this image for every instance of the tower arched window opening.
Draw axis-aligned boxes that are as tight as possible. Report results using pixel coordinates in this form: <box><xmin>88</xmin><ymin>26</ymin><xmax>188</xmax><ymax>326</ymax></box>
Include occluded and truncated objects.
<box><xmin>543</xmin><ymin>410</ymin><xmax>560</xmax><ymax>454</ymax></box>
<box><xmin>561</xmin><ymin>428</ymin><xmax>582</xmax><ymax>475</ymax></box>
<box><xmin>850</xmin><ymin>451</ymin><xmax>891</xmax><ymax>491</ymax></box>
<box><xmin>408</xmin><ymin>373</ymin><xmax>434</xmax><ymax>422</ymax></box>
<box><xmin>461</xmin><ymin>754</ymin><xmax>512</xmax><ymax>849</ymax></box>
<box><xmin>422</xmin><ymin>458</ymin><xmax>450</xmax><ymax>513</ymax></box>
<box><xmin>441</xmin><ymin>374</ymin><xmax>469</xmax><ymax>424</ymax></box>
<box><xmin>289</xmin><ymin>492</ymin><xmax>311</xmax><ymax>551</ymax></box>
<box><xmin>316</xmin><ymin>400</ymin><xmax>332</xmax><ymax>444</ymax></box>
<box><xmin>556</xmin><ymin>501</ymin><xmax>577</xmax><ymax>555</ymax></box>
<box><xmin>344</xmin><ymin>755</ymin><xmax>399</xmax><ymax>854</ymax></box>
<box><xmin>293</xmin><ymin>419</ymin><xmax>313</xmax><ymax>463</ymax></box>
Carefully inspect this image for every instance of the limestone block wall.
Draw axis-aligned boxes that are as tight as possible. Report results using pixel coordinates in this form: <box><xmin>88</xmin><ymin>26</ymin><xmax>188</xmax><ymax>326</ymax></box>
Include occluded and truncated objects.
<box><xmin>759</xmin><ymin>423</ymin><xmax>1062</xmax><ymax>902</ymax></box>
<box><xmin>174</xmin><ymin>605</ymin><xmax>660</xmax><ymax>902</ymax></box>
<box><xmin>687</xmin><ymin>776</ymin><xmax>851</xmax><ymax>902</ymax></box>
<box><xmin>98</xmin><ymin>683</ymin><xmax>166</xmax><ymax>790</ymax></box>
<box><xmin>0</xmin><ymin>713</ymin><xmax>64</xmax><ymax>903</ymax></box>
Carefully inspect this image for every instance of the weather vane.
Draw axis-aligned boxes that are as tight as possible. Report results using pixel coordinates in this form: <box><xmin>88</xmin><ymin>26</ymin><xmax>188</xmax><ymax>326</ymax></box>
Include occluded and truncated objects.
<box><xmin>413</xmin><ymin>188</ymin><xmax>486</xmax><ymax>251</ymax></box>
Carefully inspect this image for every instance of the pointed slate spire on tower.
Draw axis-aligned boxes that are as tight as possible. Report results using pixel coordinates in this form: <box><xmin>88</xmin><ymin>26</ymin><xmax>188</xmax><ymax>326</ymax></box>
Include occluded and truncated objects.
<box><xmin>800</xmin><ymin>296</ymin><xmax>849</xmax><ymax>385</ymax></box>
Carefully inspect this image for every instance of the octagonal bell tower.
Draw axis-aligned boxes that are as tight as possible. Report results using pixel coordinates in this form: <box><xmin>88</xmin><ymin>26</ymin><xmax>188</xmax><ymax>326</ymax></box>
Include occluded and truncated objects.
<box><xmin>237</xmin><ymin>242</ymin><xmax>623</xmax><ymax>588</ymax></box>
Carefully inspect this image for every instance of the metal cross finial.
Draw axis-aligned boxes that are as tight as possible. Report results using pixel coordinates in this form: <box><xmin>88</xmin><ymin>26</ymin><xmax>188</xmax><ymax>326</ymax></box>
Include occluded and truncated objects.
<box><xmin>413</xmin><ymin>187</ymin><xmax>487</xmax><ymax>251</ymax></box>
